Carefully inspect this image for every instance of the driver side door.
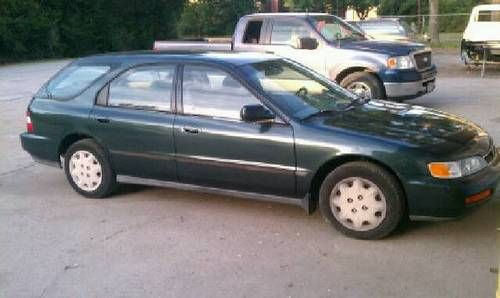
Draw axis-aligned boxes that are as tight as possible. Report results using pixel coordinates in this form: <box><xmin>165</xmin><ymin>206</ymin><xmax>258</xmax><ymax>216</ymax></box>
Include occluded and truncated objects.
<box><xmin>173</xmin><ymin>64</ymin><xmax>297</xmax><ymax>197</ymax></box>
<box><xmin>261</xmin><ymin>18</ymin><xmax>328</xmax><ymax>77</ymax></box>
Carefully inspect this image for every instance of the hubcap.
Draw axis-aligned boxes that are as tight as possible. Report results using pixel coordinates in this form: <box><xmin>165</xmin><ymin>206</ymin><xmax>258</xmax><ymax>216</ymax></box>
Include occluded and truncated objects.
<box><xmin>69</xmin><ymin>150</ymin><xmax>102</xmax><ymax>192</ymax></box>
<box><xmin>347</xmin><ymin>82</ymin><xmax>373</xmax><ymax>99</ymax></box>
<box><xmin>330</xmin><ymin>177</ymin><xmax>387</xmax><ymax>231</ymax></box>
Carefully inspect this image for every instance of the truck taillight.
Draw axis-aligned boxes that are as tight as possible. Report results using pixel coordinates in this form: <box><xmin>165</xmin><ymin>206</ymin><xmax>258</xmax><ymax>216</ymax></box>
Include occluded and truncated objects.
<box><xmin>26</xmin><ymin>111</ymin><xmax>34</xmax><ymax>133</ymax></box>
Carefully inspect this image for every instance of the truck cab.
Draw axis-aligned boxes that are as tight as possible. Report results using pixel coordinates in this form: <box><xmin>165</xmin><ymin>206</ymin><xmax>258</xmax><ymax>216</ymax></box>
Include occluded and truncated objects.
<box><xmin>232</xmin><ymin>13</ymin><xmax>436</xmax><ymax>101</ymax></box>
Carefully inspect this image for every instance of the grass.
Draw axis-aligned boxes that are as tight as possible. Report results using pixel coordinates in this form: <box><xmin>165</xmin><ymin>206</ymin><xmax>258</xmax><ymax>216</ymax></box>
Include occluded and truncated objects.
<box><xmin>430</xmin><ymin>32</ymin><xmax>462</xmax><ymax>49</ymax></box>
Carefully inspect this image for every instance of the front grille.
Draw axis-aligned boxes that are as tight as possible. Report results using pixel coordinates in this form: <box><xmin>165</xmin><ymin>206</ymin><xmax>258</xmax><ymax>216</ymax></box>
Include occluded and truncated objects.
<box><xmin>413</xmin><ymin>51</ymin><xmax>432</xmax><ymax>70</ymax></box>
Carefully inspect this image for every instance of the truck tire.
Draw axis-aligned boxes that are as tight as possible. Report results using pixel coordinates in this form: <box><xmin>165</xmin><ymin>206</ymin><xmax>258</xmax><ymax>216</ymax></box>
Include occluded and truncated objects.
<box><xmin>340</xmin><ymin>72</ymin><xmax>385</xmax><ymax>100</ymax></box>
<box><xmin>318</xmin><ymin>161</ymin><xmax>405</xmax><ymax>239</ymax></box>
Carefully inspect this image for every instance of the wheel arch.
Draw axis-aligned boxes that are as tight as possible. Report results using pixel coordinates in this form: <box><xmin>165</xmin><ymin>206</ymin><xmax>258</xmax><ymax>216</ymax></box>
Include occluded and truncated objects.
<box><xmin>58</xmin><ymin>133</ymin><xmax>105</xmax><ymax>157</ymax></box>
<box><xmin>308</xmin><ymin>154</ymin><xmax>408</xmax><ymax>214</ymax></box>
<box><xmin>334</xmin><ymin>67</ymin><xmax>386</xmax><ymax>98</ymax></box>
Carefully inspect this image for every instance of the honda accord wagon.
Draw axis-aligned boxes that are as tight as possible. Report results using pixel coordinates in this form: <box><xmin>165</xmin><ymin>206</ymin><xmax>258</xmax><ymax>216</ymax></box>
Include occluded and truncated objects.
<box><xmin>20</xmin><ymin>51</ymin><xmax>499</xmax><ymax>239</ymax></box>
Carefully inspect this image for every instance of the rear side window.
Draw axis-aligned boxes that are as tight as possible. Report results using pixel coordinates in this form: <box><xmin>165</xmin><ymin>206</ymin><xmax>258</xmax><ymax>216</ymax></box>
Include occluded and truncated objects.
<box><xmin>108</xmin><ymin>65</ymin><xmax>175</xmax><ymax>112</ymax></box>
<box><xmin>243</xmin><ymin>20</ymin><xmax>263</xmax><ymax>44</ymax></box>
<box><xmin>477</xmin><ymin>10</ymin><xmax>500</xmax><ymax>22</ymax></box>
<box><xmin>46</xmin><ymin>65</ymin><xmax>110</xmax><ymax>99</ymax></box>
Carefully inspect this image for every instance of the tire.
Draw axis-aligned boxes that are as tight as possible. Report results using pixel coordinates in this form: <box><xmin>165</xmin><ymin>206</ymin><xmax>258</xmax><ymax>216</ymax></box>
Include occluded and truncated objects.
<box><xmin>64</xmin><ymin>139</ymin><xmax>116</xmax><ymax>198</ymax></box>
<box><xmin>340</xmin><ymin>72</ymin><xmax>385</xmax><ymax>100</ymax></box>
<box><xmin>319</xmin><ymin>161</ymin><xmax>405</xmax><ymax>240</ymax></box>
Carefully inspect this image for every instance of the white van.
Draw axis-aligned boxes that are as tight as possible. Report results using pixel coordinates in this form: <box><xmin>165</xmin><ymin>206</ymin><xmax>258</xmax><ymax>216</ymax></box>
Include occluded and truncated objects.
<box><xmin>461</xmin><ymin>4</ymin><xmax>500</xmax><ymax>65</ymax></box>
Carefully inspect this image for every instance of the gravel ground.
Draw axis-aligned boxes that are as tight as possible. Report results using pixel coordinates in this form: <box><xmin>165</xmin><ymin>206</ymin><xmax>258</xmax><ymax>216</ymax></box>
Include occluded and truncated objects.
<box><xmin>0</xmin><ymin>54</ymin><xmax>498</xmax><ymax>298</ymax></box>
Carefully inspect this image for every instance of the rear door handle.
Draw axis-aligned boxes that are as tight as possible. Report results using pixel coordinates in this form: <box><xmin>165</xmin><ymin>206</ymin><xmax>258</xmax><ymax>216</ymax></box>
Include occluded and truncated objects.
<box><xmin>96</xmin><ymin>117</ymin><xmax>110</xmax><ymax>123</ymax></box>
<box><xmin>183</xmin><ymin>127</ymin><xmax>200</xmax><ymax>134</ymax></box>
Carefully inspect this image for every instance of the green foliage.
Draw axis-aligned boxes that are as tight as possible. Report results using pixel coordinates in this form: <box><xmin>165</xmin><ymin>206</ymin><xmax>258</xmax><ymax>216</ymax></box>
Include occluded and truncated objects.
<box><xmin>284</xmin><ymin>0</ymin><xmax>328</xmax><ymax>11</ymax></box>
<box><xmin>177</xmin><ymin>0</ymin><xmax>256</xmax><ymax>37</ymax></box>
<box><xmin>346</xmin><ymin>0</ymin><xmax>379</xmax><ymax>20</ymax></box>
<box><xmin>0</xmin><ymin>0</ymin><xmax>185</xmax><ymax>62</ymax></box>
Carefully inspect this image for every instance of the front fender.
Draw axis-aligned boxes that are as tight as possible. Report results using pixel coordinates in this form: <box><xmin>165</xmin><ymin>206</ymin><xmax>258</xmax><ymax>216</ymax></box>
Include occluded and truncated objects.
<box><xmin>328</xmin><ymin>55</ymin><xmax>386</xmax><ymax>81</ymax></box>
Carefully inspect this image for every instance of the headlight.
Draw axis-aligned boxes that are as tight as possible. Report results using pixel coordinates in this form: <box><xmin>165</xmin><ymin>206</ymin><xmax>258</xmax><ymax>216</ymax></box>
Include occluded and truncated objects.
<box><xmin>387</xmin><ymin>56</ymin><xmax>414</xmax><ymax>69</ymax></box>
<box><xmin>428</xmin><ymin>156</ymin><xmax>488</xmax><ymax>179</ymax></box>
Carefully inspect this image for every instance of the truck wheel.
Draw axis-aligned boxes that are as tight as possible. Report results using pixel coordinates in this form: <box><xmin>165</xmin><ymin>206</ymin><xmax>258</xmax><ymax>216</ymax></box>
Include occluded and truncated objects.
<box><xmin>64</xmin><ymin>139</ymin><xmax>116</xmax><ymax>198</ymax></box>
<box><xmin>340</xmin><ymin>72</ymin><xmax>385</xmax><ymax>100</ymax></box>
<box><xmin>318</xmin><ymin>161</ymin><xmax>405</xmax><ymax>240</ymax></box>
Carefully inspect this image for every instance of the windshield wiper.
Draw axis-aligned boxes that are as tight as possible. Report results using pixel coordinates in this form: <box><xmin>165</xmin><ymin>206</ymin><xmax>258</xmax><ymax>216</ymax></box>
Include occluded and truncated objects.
<box><xmin>341</xmin><ymin>96</ymin><xmax>371</xmax><ymax>111</ymax></box>
<box><xmin>301</xmin><ymin>109</ymin><xmax>337</xmax><ymax>121</ymax></box>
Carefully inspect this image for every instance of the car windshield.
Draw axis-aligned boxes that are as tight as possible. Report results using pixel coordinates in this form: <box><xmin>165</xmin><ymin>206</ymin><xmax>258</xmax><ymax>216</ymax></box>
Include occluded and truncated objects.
<box><xmin>358</xmin><ymin>21</ymin><xmax>407</xmax><ymax>36</ymax></box>
<box><xmin>308</xmin><ymin>15</ymin><xmax>366</xmax><ymax>42</ymax></box>
<box><xmin>240</xmin><ymin>59</ymin><xmax>358</xmax><ymax>120</ymax></box>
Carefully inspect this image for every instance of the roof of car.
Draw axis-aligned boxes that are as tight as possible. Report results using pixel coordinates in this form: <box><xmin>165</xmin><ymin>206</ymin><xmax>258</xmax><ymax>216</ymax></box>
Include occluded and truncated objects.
<box><xmin>354</xmin><ymin>18</ymin><xmax>400</xmax><ymax>23</ymax></box>
<box><xmin>473</xmin><ymin>4</ymin><xmax>500</xmax><ymax>11</ymax></box>
<box><xmin>78</xmin><ymin>51</ymin><xmax>279</xmax><ymax>66</ymax></box>
<box><xmin>246</xmin><ymin>12</ymin><xmax>331</xmax><ymax>18</ymax></box>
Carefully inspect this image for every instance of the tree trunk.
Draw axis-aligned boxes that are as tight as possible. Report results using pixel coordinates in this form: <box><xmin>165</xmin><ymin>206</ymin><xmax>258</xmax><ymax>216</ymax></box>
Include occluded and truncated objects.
<box><xmin>417</xmin><ymin>0</ymin><xmax>422</xmax><ymax>33</ymax></box>
<box><xmin>429</xmin><ymin>0</ymin><xmax>439</xmax><ymax>43</ymax></box>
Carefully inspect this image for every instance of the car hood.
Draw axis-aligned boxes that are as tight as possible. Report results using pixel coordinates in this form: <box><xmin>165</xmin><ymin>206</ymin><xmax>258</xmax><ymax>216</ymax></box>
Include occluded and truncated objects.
<box><xmin>340</xmin><ymin>39</ymin><xmax>426</xmax><ymax>56</ymax></box>
<box><xmin>308</xmin><ymin>100</ymin><xmax>489</xmax><ymax>156</ymax></box>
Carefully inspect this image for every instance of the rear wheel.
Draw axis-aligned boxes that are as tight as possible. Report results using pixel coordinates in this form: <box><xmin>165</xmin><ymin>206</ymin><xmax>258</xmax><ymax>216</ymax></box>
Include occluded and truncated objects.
<box><xmin>64</xmin><ymin>139</ymin><xmax>116</xmax><ymax>198</ymax></box>
<box><xmin>319</xmin><ymin>161</ymin><xmax>405</xmax><ymax>239</ymax></box>
<box><xmin>340</xmin><ymin>72</ymin><xmax>385</xmax><ymax>100</ymax></box>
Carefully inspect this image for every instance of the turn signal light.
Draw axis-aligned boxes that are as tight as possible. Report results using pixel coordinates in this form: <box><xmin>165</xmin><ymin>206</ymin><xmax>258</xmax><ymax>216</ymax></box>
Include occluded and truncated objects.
<box><xmin>26</xmin><ymin>111</ymin><xmax>33</xmax><ymax>133</ymax></box>
<box><xmin>465</xmin><ymin>189</ymin><xmax>492</xmax><ymax>205</ymax></box>
<box><xmin>428</xmin><ymin>163</ymin><xmax>451</xmax><ymax>178</ymax></box>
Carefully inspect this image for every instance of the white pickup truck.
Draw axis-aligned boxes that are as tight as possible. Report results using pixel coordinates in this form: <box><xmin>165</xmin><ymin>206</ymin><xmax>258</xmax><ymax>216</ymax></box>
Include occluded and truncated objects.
<box><xmin>461</xmin><ymin>4</ymin><xmax>500</xmax><ymax>65</ymax></box>
<box><xmin>155</xmin><ymin>13</ymin><xmax>436</xmax><ymax>101</ymax></box>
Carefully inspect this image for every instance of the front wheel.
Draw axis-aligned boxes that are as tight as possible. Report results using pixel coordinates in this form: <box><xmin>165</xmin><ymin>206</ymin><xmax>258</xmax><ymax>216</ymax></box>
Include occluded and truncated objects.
<box><xmin>340</xmin><ymin>72</ymin><xmax>385</xmax><ymax>100</ymax></box>
<box><xmin>64</xmin><ymin>139</ymin><xmax>116</xmax><ymax>198</ymax></box>
<box><xmin>319</xmin><ymin>161</ymin><xmax>405</xmax><ymax>239</ymax></box>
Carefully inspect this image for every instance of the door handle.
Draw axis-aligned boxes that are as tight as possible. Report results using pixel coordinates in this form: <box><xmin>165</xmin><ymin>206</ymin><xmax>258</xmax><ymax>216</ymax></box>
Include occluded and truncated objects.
<box><xmin>182</xmin><ymin>127</ymin><xmax>200</xmax><ymax>134</ymax></box>
<box><xmin>96</xmin><ymin>117</ymin><xmax>110</xmax><ymax>123</ymax></box>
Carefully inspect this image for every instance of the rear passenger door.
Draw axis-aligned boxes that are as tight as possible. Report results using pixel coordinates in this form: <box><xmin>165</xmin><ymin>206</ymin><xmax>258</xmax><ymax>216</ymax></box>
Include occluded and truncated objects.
<box><xmin>173</xmin><ymin>64</ymin><xmax>296</xmax><ymax>197</ymax></box>
<box><xmin>89</xmin><ymin>64</ymin><xmax>177</xmax><ymax>181</ymax></box>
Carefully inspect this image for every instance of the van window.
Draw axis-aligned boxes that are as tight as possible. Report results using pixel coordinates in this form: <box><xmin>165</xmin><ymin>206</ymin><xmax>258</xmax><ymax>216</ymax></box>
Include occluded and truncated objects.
<box><xmin>243</xmin><ymin>20</ymin><xmax>263</xmax><ymax>44</ymax></box>
<box><xmin>46</xmin><ymin>65</ymin><xmax>110</xmax><ymax>99</ymax></box>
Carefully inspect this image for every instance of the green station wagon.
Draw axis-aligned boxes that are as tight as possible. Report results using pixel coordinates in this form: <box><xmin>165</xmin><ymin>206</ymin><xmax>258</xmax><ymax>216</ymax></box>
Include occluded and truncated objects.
<box><xmin>20</xmin><ymin>51</ymin><xmax>499</xmax><ymax>239</ymax></box>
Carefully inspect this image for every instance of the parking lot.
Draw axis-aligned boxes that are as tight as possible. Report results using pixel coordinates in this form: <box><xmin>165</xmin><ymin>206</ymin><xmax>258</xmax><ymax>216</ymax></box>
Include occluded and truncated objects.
<box><xmin>0</xmin><ymin>53</ymin><xmax>499</xmax><ymax>297</ymax></box>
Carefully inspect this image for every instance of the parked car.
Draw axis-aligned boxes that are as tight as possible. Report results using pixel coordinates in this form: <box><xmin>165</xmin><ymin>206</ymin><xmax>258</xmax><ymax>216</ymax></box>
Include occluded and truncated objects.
<box><xmin>20</xmin><ymin>51</ymin><xmax>499</xmax><ymax>239</ymax></box>
<box><xmin>154</xmin><ymin>13</ymin><xmax>437</xmax><ymax>101</ymax></box>
<box><xmin>348</xmin><ymin>18</ymin><xmax>415</xmax><ymax>42</ymax></box>
<box><xmin>461</xmin><ymin>4</ymin><xmax>500</xmax><ymax>65</ymax></box>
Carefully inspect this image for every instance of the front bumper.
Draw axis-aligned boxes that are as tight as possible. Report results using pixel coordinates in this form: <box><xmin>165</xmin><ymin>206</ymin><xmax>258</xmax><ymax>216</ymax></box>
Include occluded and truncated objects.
<box><xmin>382</xmin><ymin>65</ymin><xmax>437</xmax><ymax>100</ymax></box>
<box><xmin>384</xmin><ymin>78</ymin><xmax>436</xmax><ymax>100</ymax></box>
<box><xmin>405</xmin><ymin>148</ymin><xmax>500</xmax><ymax>219</ymax></box>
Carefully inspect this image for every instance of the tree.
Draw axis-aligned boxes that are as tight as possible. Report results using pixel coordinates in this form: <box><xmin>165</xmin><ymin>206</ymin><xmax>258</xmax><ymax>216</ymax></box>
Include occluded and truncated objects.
<box><xmin>177</xmin><ymin>0</ymin><xmax>256</xmax><ymax>37</ymax></box>
<box><xmin>428</xmin><ymin>0</ymin><xmax>439</xmax><ymax>43</ymax></box>
<box><xmin>347</xmin><ymin>0</ymin><xmax>379</xmax><ymax>20</ymax></box>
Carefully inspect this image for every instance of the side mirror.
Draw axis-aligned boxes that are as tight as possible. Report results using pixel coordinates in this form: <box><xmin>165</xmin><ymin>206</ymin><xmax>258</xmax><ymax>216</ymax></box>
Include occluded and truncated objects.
<box><xmin>240</xmin><ymin>104</ymin><xmax>275</xmax><ymax>123</ymax></box>
<box><xmin>295</xmin><ymin>37</ymin><xmax>318</xmax><ymax>50</ymax></box>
